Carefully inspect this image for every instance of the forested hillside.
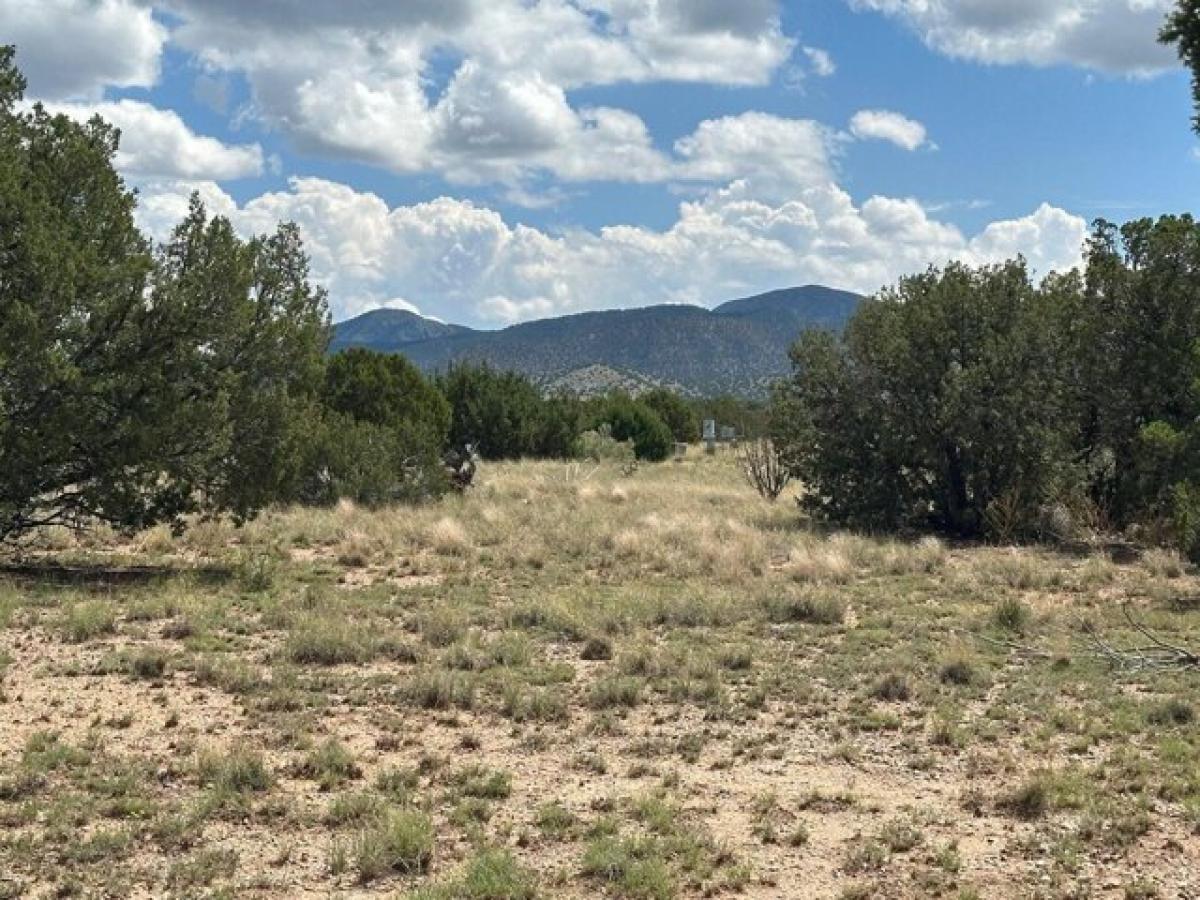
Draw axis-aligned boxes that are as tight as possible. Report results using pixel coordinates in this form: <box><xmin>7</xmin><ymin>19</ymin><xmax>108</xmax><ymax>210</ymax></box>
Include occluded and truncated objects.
<box><xmin>332</xmin><ymin>286</ymin><xmax>862</xmax><ymax>397</ymax></box>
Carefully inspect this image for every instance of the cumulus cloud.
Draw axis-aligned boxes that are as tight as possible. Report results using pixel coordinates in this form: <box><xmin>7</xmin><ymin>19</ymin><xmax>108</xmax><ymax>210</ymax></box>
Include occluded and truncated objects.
<box><xmin>132</xmin><ymin>174</ymin><xmax>1087</xmax><ymax>326</ymax></box>
<box><xmin>153</xmin><ymin>0</ymin><xmax>791</xmax><ymax>184</ymax></box>
<box><xmin>1</xmin><ymin>0</ymin><xmax>166</xmax><ymax>99</ymax></box>
<box><xmin>3</xmin><ymin>0</ymin><xmax>797</xmax><ymax>187</ymax></box>
<box><xmin>429</xmin><ymin>63</ymin><xmax>672</xmax><ymax>184</ymax></box>
<box><xmin>851</xmin><ymin>0</ymin><xmax>1177</xmax><ymax>74</ymax></box>
<box><xmin>676</xmin><ymin>114</ymin><xmax>835</xmax><ymax>186</ymax></box>
<box><xmin>4</xmin><ymin>0</ymin><xmax>1093</xmax><ymax>331</ymax></box>
<box><xmin>37</xmin><ymin>100</ymin><xmax>264</xmax><ymax>180</ymax></box>
<box><xmin>850</xmin><ymin>109</ymin><xmax>930</xmax><ymax>151</ymax></box>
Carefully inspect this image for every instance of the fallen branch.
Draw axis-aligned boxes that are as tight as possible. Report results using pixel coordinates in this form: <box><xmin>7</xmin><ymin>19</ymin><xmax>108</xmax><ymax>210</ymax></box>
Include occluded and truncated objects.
<box><xmin>966</xmin><ymin>603</ymin><xmax>1200</xmax><ymax>672</ymax></box>
<box><xmin>1077</xmin><ymin>605</ymin><xmax>1200</xmax><ymax>671</ymax></box>
<box><xmin>966</xmin><ymin>631</ymin><xmax>1055</xmax><ymax>660</ymax></box>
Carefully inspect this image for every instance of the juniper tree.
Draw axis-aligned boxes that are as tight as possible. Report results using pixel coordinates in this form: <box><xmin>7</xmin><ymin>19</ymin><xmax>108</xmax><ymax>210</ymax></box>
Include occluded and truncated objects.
<box><xmin>0</xmin><ymin>48</ymin><xmax>329</xmax><ymax>541</ymax></box>
<box><xmin>774</xmin><ymin>260</ymin><xmax>1083</xmax><ymax>537</ymax></box>
<box><xmin>1162</xmin><ymin>1</ymin><xmax>1200</xmax><ymax>134</ymax></box>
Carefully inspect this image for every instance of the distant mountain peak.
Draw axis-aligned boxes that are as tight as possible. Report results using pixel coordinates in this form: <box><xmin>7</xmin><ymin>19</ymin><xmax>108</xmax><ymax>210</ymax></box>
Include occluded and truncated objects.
<box><xmin>714</xmin><ymin>285</ymin><xmax>862</xmax><ymax>324</ymax></box>
<box><xmin>331</xmin><ymin>285</ymin><xmax>862</xmax><ymax>397</ymax></box>
<box><xmin>329</xmin><ymin>307</ymin><xmax>473</xmax><ymax>353</ymax></box>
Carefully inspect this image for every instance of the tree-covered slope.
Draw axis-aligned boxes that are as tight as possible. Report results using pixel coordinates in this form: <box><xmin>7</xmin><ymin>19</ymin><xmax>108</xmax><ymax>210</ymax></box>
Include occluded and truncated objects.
<box><xmin>332</xmin><ymin>285</ymin><xmax>862</xmax><ymax>397</ymax></box>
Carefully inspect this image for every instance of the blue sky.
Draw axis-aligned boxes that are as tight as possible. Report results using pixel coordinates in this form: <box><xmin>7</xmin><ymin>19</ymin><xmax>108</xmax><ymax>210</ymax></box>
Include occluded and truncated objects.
<box><xmin>4</xmin><ymin>0</ymin><xmax>1195</xmax><ymax>324</ymax></box>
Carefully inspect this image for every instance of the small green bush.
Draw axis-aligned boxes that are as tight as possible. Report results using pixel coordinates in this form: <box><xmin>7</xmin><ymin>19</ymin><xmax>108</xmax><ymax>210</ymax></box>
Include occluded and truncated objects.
<box><xmin>992</xmin><ymin>597</ymin><xmax>1031</xmax><ymax>633</ymax></box>
<box><xmin>353</xmin><ymin>809</ymin><xmax>434</xmax><ymax>882</ymax></box>
<box><xmin>574</xmin><ymin>425</ymin><xmax>635</xmax><ymax>464</ymax></box>
<box><xmin>197</xmin><ymin>747</ymin><xmax>272</xmax><ymax>794</ymax></box>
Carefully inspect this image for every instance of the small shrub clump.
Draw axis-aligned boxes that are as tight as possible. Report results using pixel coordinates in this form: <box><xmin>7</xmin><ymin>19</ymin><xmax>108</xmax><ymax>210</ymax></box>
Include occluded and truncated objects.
<box><xmin>352</xmin><ymin>810</ymin><xmax>435</xmax><ymax>883</ymax></box>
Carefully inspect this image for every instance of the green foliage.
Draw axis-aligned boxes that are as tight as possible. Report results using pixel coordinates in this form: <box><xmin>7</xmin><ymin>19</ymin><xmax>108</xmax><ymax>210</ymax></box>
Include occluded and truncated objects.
<box><xmin>1071</xmin><ymin>217</ymin><xmax>1200</xmax><ymax>557</ymax></box>
<box><xmin>0</xmin><ymin>48</ymin><xmax>329</xmax><ymax>540</ymax></box>
<box><xmin>582</xmin><ymin>835</ymin><xmax>675</xmax><ymax>900</ymax></box>
<box><xmin>301</xmin><ymin>349</ymin><xmax>450</xmax><ymax>505</ymax></box>
<box><xmin>574</xmin><ymin>425</ymin><xmax>636</xmax><ymax>464</ymax></box>
<box><xmin>60</xmin><ymin>601</ymin><xmax>117</xmax><ymax>643</ymax></box>
<box><xmin>1162</xmin><ymin>1</ymin><xmax>1200</xmax><ymax>134</ymax></box>
<box><xmin>455</xmin><ymin>849</ymin><xmax>538</xmax><ymax>899</ymax></box>
<box><xmin>1080</xmin><ymin>217</ymin><xmax>1200</xmax><ymax>525</ymax></box>
<box><xmin>324</xmin><ymin>348</ymin><xmax>449</xmax><ymax>447</ymax></box>
<box><xmin>295</xmin><ymin>738</ymin><xmax>362</xmax><ymax>790</ymax></box>
<box><xmin>197</xmin><ymin>748</ymin><xmax>272</xmax><ymax>794</ymax></box>
<box><xmin>774</xmin><ymin>260</ymin><xmax>1082</xmax><ymax>537</ymax></box>
<box><xmin>412</xmin><ymin>848</ymin><xmax>539</xmax><ymax>900</ymax></box>
<box><xmin>773</xmin><ymin>213</ymin><xmax>1200</xmax><ymax>559</ymax></box>
<box><xmin>438</xmin><ymin>363</ymin><xmax>580</xmax><ymax>460</ymax></box>
<box><xmin>437</xmin><ymin>363</ymin><xmax>681</xmax><ymax>462</ymax></box>
<box><xmin>589</xmin><ymin>394</ymin><xmax>673</xmax><ymax>462</ymax></box>
<box><xmin>640</xmin><ymin>389</ymin><xmax>698</xmax><ymax>443</ymax></box>
<box><xmin>352</xmin><ymin>809</ymin><xmax>434</xmax><ymax>882</ymax></box>
<box><xmin>535</xmin><ymin>396</ymin><xmax>587</xmax><ymax>459</ymax></box>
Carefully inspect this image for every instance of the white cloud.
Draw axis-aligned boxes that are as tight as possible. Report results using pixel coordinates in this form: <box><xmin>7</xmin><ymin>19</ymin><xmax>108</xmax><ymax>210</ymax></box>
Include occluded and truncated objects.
<box><xmin>674</xmin><ymin>113</ymin><xmax>837</xmax><ymax>197</ymax></box>
<box><xmin>4</xmin><ymin>0</ymin><xmax>797</xmax><ymax>187</ymax></box>
<box><xmin>3</xmin><ymin>0</ymin><xmax>1094</xmax><ymax>327</ymax></box>
<box><xmin>38</xmin><ymin>100</ymin><xmax>264</xmax><ymax>180</ymax></box>
<box><xmin>132</xmin><ymin>174</ymin><xmax>1086</xmax><ymax>326</ymax></box>
<box><xmin>968</xmin><ymin>202</ymin><xmax>1089</xmax><ymax>274</ymax></box>
<box><xmin>380</xmin><ymin>297</ymin><xmax>425</xmax><ymax>316</ymax></box>
<box><xmin>153</xmin><ymin>0</ymin><xmax>791</xmax><ymax>184</ymax></box>
<box><xmin>784</xmin><ymin>46</ymin><xmax>838</xmax><ymax>90</ymax></box>
<box><xmin>851</xmin><ymin>0</ymin><xmax>1177</xmax><ymax>74</ymax></box>
<box><xmin>803</xmin><ymin>46</ymin><xmax>837</xmax><ymax>77</ymax></box>
<box><xmin>1</xmin><ymin>0</ymin><xmax>166</xmax><ymax>99</ymax></box>
<box><xmin>850</xmin><ymin>109</ymin><xmax>930</xmax><ymax>151</ymax></box>
<box><xmin>429</xmin><ymin>63</ymin><xmax>672</xmax><ymax>184</ymax></box>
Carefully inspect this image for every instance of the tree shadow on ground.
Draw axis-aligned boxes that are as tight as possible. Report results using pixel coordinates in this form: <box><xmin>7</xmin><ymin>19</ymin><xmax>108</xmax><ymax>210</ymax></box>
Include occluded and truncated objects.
<box><xmin>0</xmin><ymin>560</ymin><xmax>234</xmax><ymax>589</ymax></box>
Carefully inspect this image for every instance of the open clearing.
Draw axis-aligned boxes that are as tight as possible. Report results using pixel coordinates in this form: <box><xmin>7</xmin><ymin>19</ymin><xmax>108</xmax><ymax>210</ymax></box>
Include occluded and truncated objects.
<box><xmin>2</xmin><ymin>455</ymin><xmax>1199</xmax><ymax>899</ymax></box>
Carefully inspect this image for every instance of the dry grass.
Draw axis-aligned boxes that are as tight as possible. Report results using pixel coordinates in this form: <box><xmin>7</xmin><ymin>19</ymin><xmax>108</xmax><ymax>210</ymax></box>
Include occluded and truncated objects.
<box><xmin>2</xmin><ymin>451</ymin><xmax>1199</xmax><ymax>898</ymax></box>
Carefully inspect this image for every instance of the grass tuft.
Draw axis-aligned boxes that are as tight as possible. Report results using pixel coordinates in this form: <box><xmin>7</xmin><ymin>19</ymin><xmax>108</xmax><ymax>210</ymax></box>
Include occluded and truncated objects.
<box><xmin>351</xmin><ymin>809</ymin><xmax>435</xmax><ymax>883</ymax></box>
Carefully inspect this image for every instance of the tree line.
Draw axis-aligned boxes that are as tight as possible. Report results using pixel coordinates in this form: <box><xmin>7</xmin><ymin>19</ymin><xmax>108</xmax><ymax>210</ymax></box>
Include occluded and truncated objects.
<box><xmin>2</xmin><ymin>45</ymin><xmax>774</xmax><ymax>540</ymax></box>
<box><xmin>8</xmin><ymin>12</ymin><xmax>1200</xmax><ymax>565</ymax></box>
<box><xmin>761</xmin><ymin>4</ymin><xmax>1200</xmax><ymax>556</ymax></box>
<box><xmin>770</xmin><ymin>216</ymin><xmax>1200</xmax><ymax>558</ymax></box>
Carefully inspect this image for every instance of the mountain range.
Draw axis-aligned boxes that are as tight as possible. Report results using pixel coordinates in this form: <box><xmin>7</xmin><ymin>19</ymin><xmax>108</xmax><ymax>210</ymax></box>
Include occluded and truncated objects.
<box><xmin>330</xmin><ymin>285</ymin><xmax>862</xmax><ymax>397</ymax></box>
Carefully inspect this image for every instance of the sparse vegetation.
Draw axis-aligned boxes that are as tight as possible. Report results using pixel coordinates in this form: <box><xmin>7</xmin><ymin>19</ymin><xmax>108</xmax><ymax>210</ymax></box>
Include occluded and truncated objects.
<box><xmin>2</xmin><ymin>13</ymin><xmax>1200</xmax><ymax>900</ymax></box>
<box><xmin>350</xmin><ymin>809</ymin><xmax>435</xmax><ymax>882</ymax></box>
<box><xmin>2</xmin><ymin>453</ymin><xmax>1197</xmax><ymax>897</ymax></box>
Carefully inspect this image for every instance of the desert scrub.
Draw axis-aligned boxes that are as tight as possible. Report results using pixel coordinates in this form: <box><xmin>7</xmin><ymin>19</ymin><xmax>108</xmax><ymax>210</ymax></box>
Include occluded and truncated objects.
<box><xmin>582</xmin><ymin>835</ymin><xmax>675</xmax><ymax>900</ymax></box>
<box><xmin>500</xmin><ymin>682</ymin><xmax>569</xmax><ymax>722</ymax></box>
<box><xmin>124</xmin><ymin>647</ymin><xmax>170</xmax><ymax>681</ymax></box>
<box><xmin>991</xmin><ymin>597</ymin><xmax>1031</xmax><ymax>633</ymax></box>
<box><xmin>535</xmin><ymin>801</ymin><xmax>578</xmax><ymax>839</ymax></box>
<box><xmin>762</xmin><ymin>590</ymin><xmax>846</xmax><ymax>625</ymax></box>
<box><xmin>452</xmin><ymin>766</ymin><xmax>512</xmax><ymax>800</ymax></box>
<box><xmin>872</xmin><ymin>672</ymin><xmax>912</xmax><ymax>702</ymax></box>
<box><xmin>998</xmin><ymin>774</ymin><xmax>1051</xmax><ymax>820</ymax></box>
<box><xmin>939</xmin><ymin>656</ymin><xmax>978</xmax><ymax>686</ymax></box>
<box><xmin>589</xmin><ymin>676</ymin><xmax>644</xmax><ymax>709</ymax></box>
<box><xmin>60</xmin><ymin>600</ymin><xmax>117</xmax><ymax>643</ymax></box>
<box><xmin>402</xmin><ymin>667</ymin><xmax>477</xmax><ymax>710</ymax></box>
<box><xmin>294</xmin><ymin>738</ymin><xmax>362</xmax><ymax>790</ymax></box>
<box><xmin>350</xmin><ymin>809</ymin><xmax>435</xmax><ymax>882</ymax></box>
<box><xmin>22</xmin><ymin>730</ymin><xmax>89</xmax><ymax>773</ymax></box>
<box><xmin>324</xmin><ymin>792</ymin><xmax>384</xmax><ymax>827</ymax></box>
<box><xmin>197</xmin><ymin>747</ymin><xmax>272</xmax><ymax>794</ymax></box>
<box><xmin>284</xmin><ymin>616</ymin><xmax>377</xmax><ymax>665</ymax></box>
<box><xmin>12</xmin><ymin>454</ymin><xmax>1200</xmax><ymax>898</ymax></box>
<box><xmin>412</xmin><ymin>848</ymin><xmax>539</xmax><ymax>899</ymax></box>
